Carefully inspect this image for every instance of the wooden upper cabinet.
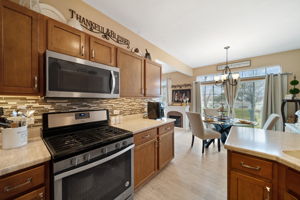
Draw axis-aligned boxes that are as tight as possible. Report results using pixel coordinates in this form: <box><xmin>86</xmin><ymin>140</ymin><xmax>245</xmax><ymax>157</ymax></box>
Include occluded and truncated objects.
<box><xmin>90</xmin><ymin>36</ymin><xmax>116</xmax><ymax>66</ymax></box>
<box><xmin>0</xmin><ymin>0</ymin><xmax>39</xmax><ymax>95</ymax></box>
<box><xmin>117</xmin><ymin>48</ymin><xmax>144</xmax><ymax>97</ymax></box>
<box><xmin>144</xmin><ymin>59</ymin><xmax>162</xmax><ymax>97</ymax></box>
<box><xmin>47</xmin><ymin>19</ymin><xmax>87</xmax><ymax>59</ymax></box>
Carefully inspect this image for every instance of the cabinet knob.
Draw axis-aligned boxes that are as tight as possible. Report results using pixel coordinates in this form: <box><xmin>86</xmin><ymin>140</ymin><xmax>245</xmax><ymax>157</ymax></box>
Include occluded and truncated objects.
<box><xmin>81</xmin><ymin>46</ymin><xmax>85</xmax><ymax>56</ymax></box>
<box><xmin>92</xmin><ymin>49</ymin><xmax>95</xmax><ymax>58</ymax></box>
<box><xmin>34</xmin><ymin>76</ymin><xmax>38</xmax><ymax>89</ymax></box>
<box><xmin>39</xmin><ymin>192</ymin><xmax>44</xmax><ymax>199</ymax></box>
<box><xmin>265</xmin><ymin>186</ymin><xmax>271</xmax><ymax>200</ymax></box>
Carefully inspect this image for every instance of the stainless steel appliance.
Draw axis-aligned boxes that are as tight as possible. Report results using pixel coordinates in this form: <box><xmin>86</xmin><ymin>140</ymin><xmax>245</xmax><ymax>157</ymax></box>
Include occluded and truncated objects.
<box><xmin>46</xmin><ymin>50</ymin><xmax>120</xmax><ymax>98</ymax></box>
<box><xmin>42</xmin><ymin>110</ymin><xmax>134</xmax><ymax>200</ymax></box>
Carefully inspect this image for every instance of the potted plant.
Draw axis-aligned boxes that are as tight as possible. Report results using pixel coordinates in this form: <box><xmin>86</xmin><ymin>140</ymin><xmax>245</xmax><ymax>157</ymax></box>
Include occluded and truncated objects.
<box><xmin>289</xmin><ymin>76</ymin><xmax>300</xmax><ymax>99</ymax></box>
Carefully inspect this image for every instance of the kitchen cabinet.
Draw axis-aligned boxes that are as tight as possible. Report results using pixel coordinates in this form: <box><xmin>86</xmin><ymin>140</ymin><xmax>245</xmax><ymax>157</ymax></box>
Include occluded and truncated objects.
<box><xmin>0</xmin><ymin>162</ymin><xmax>49</xmax><ymax>200</ymax></box>
<box><xmin>228</xmin><ymin>151</ymin><xmax>275</xmax><ymax>200</ymax></box>
<box><xmin>144</xmin><ymin>59</ymin><xmax>162</xmax><ymax>97</ymax></box>
<box><xmin>0</xmin><ymin>0</ymin><xmax>40</xmax><ymax>95</ymax></box>
<box><xmin>158</xmin><ymin>124</ymin><xmax>174</xmax><ymax>170</ymax></box>
<box><xmin>117</xmin><ymin>48</ymin><xmax>144</xmax><ymax>97</ymax></box>
<box><xmin>90</xmin><ymin>36</ymin><xmax>116</xmax><ymax>66</ymax></box>
<box><xmin>230</xmin><ymin>171</ymin><xmax>272</xmax><ymax>200</ymax></box>
<box><xmin>134</xmin><ymin>123</ymin><xmax>174</xmax><ymax>190</ymax></box>
<box><xmin>47</xmin><ymin>19</ymin><xmax>88</xmax><ymax>59</ymax></box>
<box><xmin>15</xmin><ymin>187</ymin><xmax>45</xmax><ymax>200</ymax></box>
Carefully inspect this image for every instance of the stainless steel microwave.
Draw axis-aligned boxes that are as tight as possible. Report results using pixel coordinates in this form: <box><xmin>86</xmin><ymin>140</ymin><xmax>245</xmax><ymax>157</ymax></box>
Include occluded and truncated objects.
<box><xmin>46</xmin><ymin>50</ymin><xmax>120</xmax><ymax>98</ymax></box>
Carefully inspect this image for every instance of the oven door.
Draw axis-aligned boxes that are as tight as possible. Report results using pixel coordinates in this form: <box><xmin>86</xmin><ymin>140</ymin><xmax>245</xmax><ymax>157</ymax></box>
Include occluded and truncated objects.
<box><xmin>54</xmin><ymin>145</ymin><xmax>134</xmax><ymax>200</ymax></box>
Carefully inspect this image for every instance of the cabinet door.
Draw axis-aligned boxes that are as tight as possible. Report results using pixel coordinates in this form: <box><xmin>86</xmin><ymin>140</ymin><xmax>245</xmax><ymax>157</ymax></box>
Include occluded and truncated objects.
<box><xmin>15</xmin><ymin>187</ymin><xmax>45</xmax><ymax>200</ymax></box>
<box><xmin>145</xmin><ymin>59</ymin><xmax>161</xmax><ymax>97</ymax></box>
<box><xmin>158</xmin><ymin>131</ymin><xmax>174</xmax><ymax>170</ymax></box>
<box><xmin>117</xmin><ymin>48</ymin><xmax>144</xmax><ymax>97</ymax></box>
<box><xmin>230</xmin><ymin>171</ymin><xmax>272</xmax><ymax>200</ymax></box>
<box><xmin>0</xmin><ymin>0</ymin><xmax>39</xmax><ymax>95</ymax></box>
<box><xmin>90</xmin><ymin>36</ymin><xmax>116</xmax><ymax>66</ymax></box>
<box><xmin>47</xmin><ymin>19</ymin><xmax>87</xmax><ymax>59</ymax></box>
<box><xmin>134</xmin><ymin>139</ymin><xmax>157</xmax><ymax>189</ymax></box>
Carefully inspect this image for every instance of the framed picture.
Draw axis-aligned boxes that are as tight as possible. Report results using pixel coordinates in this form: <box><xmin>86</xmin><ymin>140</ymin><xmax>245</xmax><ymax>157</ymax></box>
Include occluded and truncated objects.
<box><xmin>217</xmin><ymin>60</ymin><xmax>251</xmax><ymax>71</ymax></box>
<box><xmin>172</xmin><ymin>89</ymin><xmax>191</xmax><ymax>103</ymax></box>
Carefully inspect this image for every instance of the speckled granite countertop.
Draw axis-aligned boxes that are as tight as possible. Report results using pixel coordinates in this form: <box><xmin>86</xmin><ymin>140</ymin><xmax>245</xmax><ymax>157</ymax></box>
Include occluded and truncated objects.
<box><xmin>113</xmin><ymin>118</ymin><xmax>176</xmax><ymax>134</ymax></box>
<box><xmin>225</xmin><ymin>126</ymin><xmax>300</xmax><ymax>172</ymax></box>
<box><xmin>0</xmin><ymin>127</ymin><xmax>51</xmax><ymax>176</ymax></box>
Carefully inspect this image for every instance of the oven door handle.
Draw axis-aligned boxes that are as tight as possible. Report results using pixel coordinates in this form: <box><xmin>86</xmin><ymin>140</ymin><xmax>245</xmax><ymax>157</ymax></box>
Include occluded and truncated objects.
<box><xmin>54</xmin><ymin>144</ymin><xmax>135</xmax><ymax>181</ymax></box>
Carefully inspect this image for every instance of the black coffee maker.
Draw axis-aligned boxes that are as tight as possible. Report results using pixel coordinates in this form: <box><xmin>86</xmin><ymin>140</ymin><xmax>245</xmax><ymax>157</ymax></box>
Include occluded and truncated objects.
<box><xmin>147</xmin><ymin>102</ymin><xmax>164</xmax><ymax>119</ymax></box>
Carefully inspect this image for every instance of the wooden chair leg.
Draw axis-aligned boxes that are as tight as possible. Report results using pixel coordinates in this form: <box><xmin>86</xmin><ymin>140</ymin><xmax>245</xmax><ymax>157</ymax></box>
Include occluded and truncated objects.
<box><xmin>202</xmin><ymin>140</ymin><xmax>205</xmax><ymax>154</ymax></box>
<box><xmin>218</xmin><ymin>138</ymin><xmax>221</xmax><ymax>152</ymax></box>
<box><xmin>191</xmin><ymin>135</ymin><xmax>195</xmax><ymax>147</ymax></box>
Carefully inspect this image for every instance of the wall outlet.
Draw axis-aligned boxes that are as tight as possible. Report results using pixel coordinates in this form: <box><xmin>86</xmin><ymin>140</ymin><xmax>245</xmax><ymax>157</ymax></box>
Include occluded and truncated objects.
<box><xmin>113</xmin><ymin>110</ymin><xmax>120</xmax><ymax>115</ymax></box>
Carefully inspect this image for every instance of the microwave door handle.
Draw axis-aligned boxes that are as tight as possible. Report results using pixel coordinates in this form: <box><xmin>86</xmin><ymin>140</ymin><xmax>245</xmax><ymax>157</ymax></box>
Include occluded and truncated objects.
<box><xmin>111</xmin><ymin>71</ymin><xmax>116</xmax><ymax>94</ymax></box>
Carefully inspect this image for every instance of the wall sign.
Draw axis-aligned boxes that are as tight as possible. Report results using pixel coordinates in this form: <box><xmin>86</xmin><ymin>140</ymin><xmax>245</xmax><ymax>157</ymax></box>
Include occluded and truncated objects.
<box><xmin>69</xmin><ymin>9</ymin><xmax>130</xmax><ymax>49</ymax></box>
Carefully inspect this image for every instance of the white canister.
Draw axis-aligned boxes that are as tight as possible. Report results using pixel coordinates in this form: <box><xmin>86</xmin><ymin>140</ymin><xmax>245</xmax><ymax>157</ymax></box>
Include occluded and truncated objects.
<box><xmin>1</xmin><ymin>126</ymin><xmax>28</xmax><ymax>149</ymax></box>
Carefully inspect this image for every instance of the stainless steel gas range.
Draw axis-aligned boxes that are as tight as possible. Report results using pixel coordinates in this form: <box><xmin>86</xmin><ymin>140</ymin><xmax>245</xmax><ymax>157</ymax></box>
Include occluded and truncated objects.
<box><xmin>42</xmin><ymin>109</ymin><xmax>134</xmax><ymax>200</ymax></box>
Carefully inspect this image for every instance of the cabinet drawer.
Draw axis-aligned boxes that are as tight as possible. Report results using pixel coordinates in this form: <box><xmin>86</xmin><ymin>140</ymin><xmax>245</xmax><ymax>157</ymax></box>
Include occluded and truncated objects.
<box><xmin>0</xmin><ymin>165</ymin><xmax>45</xmax><ymax>200</ymax></box>
<box><xmin>15</xmin><ymin>187</ymin><xmax>45</xmax><ymax>200</ymax></box>
<box><xmin>158</xmin><ymin>123</ymin><xmax>174</xmax><ymax>135</ymax></box>
<box><xmin>134</xmin><ymin>128</ymin><xmax>157</xmax><ymax>146</ymax></box>
<box><xmin>231</xmin><ymin>152</ymin><xmax>273</xmax><ymax>180</ymax></box>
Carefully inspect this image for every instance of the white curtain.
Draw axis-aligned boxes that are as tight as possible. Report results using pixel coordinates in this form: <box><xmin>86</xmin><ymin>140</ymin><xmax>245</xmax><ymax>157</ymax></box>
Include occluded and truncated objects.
<box><xmin>224</xmin><ymin>79</ymin><xmax>240</xmax><ymax>118</ymax></box>
<box><xmin>192</xmin><ymin>81</ymin><xmax>201</xmax><ymax>113</ymax></box>
<box><xmin>262</xmin><ymin>74</ymin><xmax>288</xmax><ymax>131</ymax></box>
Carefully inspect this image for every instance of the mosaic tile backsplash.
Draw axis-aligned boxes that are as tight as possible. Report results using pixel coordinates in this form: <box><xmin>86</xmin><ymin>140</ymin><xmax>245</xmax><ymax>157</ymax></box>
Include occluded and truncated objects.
<box><xmin>0</xmin><ymin>96</ymin><xmax>159</xmax><ymax>127</ymax></box>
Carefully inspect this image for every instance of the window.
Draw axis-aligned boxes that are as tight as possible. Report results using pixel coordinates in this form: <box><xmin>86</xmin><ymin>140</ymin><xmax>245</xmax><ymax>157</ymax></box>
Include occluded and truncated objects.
<box><xmin>198</xmin><ymin>65</ymin><xmax>281</xmax><ymax>126</ymax></box>
<box><xmin>234</xmin><ymin>80</ymin><xmax>265</xmax><ymax>127</ymax></box>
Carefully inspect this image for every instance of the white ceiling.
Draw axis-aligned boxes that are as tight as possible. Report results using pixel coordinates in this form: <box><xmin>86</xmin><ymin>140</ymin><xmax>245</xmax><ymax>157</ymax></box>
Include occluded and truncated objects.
<box><xmin>84</xmin><ymin>0</ymin><xmax>300</xmax><ymax>68</ymax></box>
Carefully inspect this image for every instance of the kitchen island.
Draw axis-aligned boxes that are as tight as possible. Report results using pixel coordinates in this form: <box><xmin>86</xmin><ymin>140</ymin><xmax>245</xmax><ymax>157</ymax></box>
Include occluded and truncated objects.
<box><xmin>225</xmin><ymin>127</ymin><xmax>300</xmax><ymax>200</ymax></box>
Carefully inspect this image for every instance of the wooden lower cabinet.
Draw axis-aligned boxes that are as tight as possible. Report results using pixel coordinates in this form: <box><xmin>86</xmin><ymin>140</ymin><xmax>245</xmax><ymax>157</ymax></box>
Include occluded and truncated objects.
<box><xmin>134</xmin><ymin>123</ymin><xmax>174</xmax><ymax>189</ymax></box>
<box><xmin>228</xmin><ymin>151</ymin><xmax>300</xmax><ymax>200</ymax></box>
<box><xmin>15</xmin><ymin>187</ymin><xmax>45</xmax><ymax>200</ymax></box>
<box><xmin>0</xmin><ymin>162</ymin><xmax>49</xmax><ymax>200</ymax></box>
<box><xmin>158</xmin><ymin>130</ymin><xmax>174</xmax><ymax>170</ymax></box>
<box><xmin>230</xmin><ymin>171</ymin><xmax>272</xmax><ymax>200</ymax></box>
<box><xmin>134</xmin><ymin>139</ymin><xmax>157</xmax><ymax>188</ymax></box>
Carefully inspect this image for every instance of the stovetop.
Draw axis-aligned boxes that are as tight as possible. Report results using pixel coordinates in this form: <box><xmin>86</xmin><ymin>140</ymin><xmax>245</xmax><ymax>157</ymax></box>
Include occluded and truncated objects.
<box><xmin>43</xmin><ymin>125</ymin><xmax>133</xmax><ymax>160</ymax></box>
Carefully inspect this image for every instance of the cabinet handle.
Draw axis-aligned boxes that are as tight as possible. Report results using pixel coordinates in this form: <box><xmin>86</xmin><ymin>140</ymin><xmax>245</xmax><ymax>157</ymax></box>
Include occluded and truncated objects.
<box><xmin>4</xmin><ymin>177</ymin><xmax>32</xmax><ymax>192</ymax></box>
<box><xmin>142</xmin><ymin>134</ymin><xmax>150</xmax><ymax>139</ymax></box>
<box><xmin>34</xmin><ymin>76</ymin><xmax>38</xmax><ymax>89</ymax></box>
<box><xmin>92</xmin><ymin>49</ymin><xmax>95</xmax><ymax>58</ymax></box>
<box><xmin>240</xmin><ymin>162</ymin><xmax>261</xmax><ymax>171</ymax></box>
<box><xmin>81</xmin><ymin>46</ymin><xmax>85</xmax><ymax>56</ymax></box>
<box><xmin>39</xmin><ymin>192</ymin><xmax>44</xmax><ymax>200</ymax></box>
<box><xmin>265</xmin><ymin>186</ymin><xmax>271</xmax><ymax>200</ymax></box>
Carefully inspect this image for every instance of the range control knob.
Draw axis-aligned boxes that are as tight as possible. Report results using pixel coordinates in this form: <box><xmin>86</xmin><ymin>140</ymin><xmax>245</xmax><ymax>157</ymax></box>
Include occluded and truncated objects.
<box><xmin>115</xmin><ymin>143</ymin><xmax>121</xmax><ymax>149</ymax></box>
<box><xmin>101</xmin><ymin>148</ymin><xmax>107</xmax><ymax>154</ymax></box>
<box><xmin>122</xmin><ymin>141</ymin><xmax>127</xmax><ymax>146</ymax></box>
<box><xmin>84</xmin><ymin>154</ymin><xmax>91</xmax><ymax>162</ymax></box>
<box><xmin>70</xmin><ymin>157</ymin><xmax>78</xmax><ymax>166</ymax></box>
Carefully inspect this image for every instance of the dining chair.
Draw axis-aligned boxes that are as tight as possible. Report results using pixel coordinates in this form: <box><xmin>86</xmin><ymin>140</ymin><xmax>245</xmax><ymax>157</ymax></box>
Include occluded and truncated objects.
<box><xmin>262</xmin><ymin>113</ymin><xmax>280</xmax><ymax>130</ymax></box>
<box><xmin>186</xmin><ymin>112</ymin><xmax>221</xmax><ymax>153</ymax></box>
<box><xmin>203</xmin><ymin>108</ymin><xmax>219</xmax><ymax>118</ymax></box>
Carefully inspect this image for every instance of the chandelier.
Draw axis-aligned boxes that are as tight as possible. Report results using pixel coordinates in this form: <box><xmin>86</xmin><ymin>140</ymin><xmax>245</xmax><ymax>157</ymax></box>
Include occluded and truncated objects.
<box><xmin>214</xmin><ymin>46</ymin><xmax>239</xmax><ymax>86</ymax></box>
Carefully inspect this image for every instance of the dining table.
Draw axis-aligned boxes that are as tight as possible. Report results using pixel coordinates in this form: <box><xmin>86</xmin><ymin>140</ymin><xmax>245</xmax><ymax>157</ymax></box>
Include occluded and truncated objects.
<box><xmin>203</xmin><ymin>118</ymin><xmax>257</xmax><ymax>147</ymax></box>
